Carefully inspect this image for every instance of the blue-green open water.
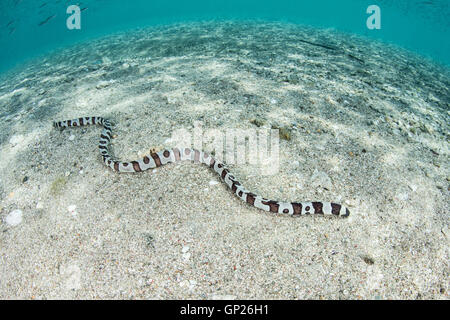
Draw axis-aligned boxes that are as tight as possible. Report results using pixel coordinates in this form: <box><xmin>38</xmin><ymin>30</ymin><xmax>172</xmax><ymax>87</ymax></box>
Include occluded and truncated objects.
<box><xmin>0</xmin><ymin>0</ymin><xmax>449</xmax><ymax>74</ymax></box>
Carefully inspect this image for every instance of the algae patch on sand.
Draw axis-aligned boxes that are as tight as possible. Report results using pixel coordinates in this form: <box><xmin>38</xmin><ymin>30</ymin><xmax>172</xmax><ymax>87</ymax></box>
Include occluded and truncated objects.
<box><xmin>49</xmin><ymin>176</ymin><xmax>68</xmax><ymax>195</ymax></box>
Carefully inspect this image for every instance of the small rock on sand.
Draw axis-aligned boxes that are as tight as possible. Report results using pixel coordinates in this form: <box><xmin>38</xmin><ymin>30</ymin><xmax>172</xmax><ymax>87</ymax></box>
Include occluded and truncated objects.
<box><xmin>67</xmin><ymin>205</ymin><xmax>77</xmax><ymax>216</ymax></box>
<box><xmin>182</xmin><ymin>245</ymin><xmax>190</xmax><ymax>253</ymax></box>
<box><xmin>5</xmin><ymin>209</ymin><xmax>23</xmax><ymax>226</ymax></box>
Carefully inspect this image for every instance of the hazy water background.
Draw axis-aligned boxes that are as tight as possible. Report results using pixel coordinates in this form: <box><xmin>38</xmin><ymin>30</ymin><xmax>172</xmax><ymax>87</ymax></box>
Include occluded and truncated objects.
<box><xmin>0</xmin><ymin>0</ymin><xmax>449</xmax><ymax>74</ymax></box>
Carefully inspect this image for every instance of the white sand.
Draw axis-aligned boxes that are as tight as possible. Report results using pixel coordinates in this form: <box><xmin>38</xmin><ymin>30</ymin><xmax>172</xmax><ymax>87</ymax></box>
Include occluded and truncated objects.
<box><xmin>0</xmin><ymin>22</ymin><xmax>448</xmax><ymax>299</ymax></box>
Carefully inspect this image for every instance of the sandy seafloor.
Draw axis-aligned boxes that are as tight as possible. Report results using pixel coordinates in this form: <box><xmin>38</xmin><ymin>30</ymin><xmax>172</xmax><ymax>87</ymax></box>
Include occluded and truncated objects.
<box><xmin>0</xmin><ymin>22</ymin><xmax>448</xmax><ymax>299</ymax></box>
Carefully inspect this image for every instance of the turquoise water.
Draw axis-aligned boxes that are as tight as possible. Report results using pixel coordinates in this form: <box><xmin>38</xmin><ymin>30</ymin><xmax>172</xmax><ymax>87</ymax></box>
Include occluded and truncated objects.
<box><xmin>0</xmin><ymin>0</ymin><xmax>449</xmax><ymax>74</ymax></box>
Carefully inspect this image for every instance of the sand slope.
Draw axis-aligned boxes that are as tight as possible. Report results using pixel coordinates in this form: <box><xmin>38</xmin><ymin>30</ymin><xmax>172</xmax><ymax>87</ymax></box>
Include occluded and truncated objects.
<box><xmin>0</xmin><ymin>22</ymin><xmax>448</xmax><ymax>299</ymax></box>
